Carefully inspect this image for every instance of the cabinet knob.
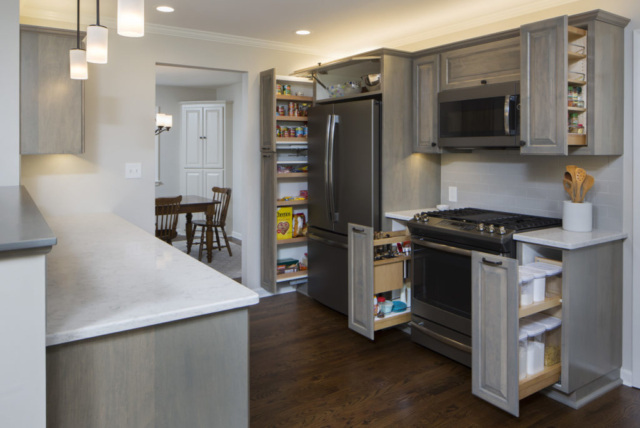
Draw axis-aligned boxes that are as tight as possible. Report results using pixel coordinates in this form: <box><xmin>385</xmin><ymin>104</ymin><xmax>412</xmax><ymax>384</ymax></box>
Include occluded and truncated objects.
<box><xmin>519</xmin><ymin>140</ymin><xmax>526</xmax><ymax>147</ymax></box>
<box><xmin>481</xmin><ymin>80</ymin><xmax>488</xmax><ymax>85</ymax></box>
<box><xmin>431</xmin><ymin>142</ymin><xmax>436</xmax><ymax>147</ymax></box>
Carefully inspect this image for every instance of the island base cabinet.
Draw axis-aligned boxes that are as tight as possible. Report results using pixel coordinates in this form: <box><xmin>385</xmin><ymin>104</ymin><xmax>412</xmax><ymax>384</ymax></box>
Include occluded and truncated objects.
<box><xmin>471</xmin><ymin>252</ymin><xmax>562</xmax><ymax>417</ymax></box>
<box><xmin>46</xmin><ymin>308</ymin><xmax>250</xmax><ymax>428</ymax></box>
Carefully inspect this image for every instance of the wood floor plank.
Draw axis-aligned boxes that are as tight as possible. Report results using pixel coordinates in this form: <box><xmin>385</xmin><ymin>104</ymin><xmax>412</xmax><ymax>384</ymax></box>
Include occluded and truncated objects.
<box><xmin>250</xmin><ymin>293</ymin><xmax>640</xmax><ymax>428</ymax></box>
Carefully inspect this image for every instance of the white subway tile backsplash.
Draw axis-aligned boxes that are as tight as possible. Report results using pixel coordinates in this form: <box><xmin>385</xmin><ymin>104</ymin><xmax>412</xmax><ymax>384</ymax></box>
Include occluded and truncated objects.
<box><xmin>440</xmin><ymin>153</ymin><xmax>623</xmax><ymax>230</ymax></box>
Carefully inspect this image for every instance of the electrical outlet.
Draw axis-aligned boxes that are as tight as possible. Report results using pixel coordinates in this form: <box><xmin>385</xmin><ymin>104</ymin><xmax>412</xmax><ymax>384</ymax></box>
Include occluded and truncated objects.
<box><xmin>448</xmin><ymin>186</ymin><xmax>458</xmax><ymax>202</ymax></box>
<box><xmin>125</xmin><ymin>163</ymin><xmax>142</xmax><ymax>179</ymax></box>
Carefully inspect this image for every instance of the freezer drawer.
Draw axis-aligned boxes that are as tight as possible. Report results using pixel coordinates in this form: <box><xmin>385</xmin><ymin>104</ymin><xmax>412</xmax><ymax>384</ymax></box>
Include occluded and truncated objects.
<box><xmin>307</xmin><ymin>228</ymin><xmax>348</xmax><ymax>316</ymax></box>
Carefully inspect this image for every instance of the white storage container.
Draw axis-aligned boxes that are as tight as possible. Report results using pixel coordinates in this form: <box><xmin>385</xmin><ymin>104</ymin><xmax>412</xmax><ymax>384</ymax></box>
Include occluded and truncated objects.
<box><xmin>520</xmin><ymin>266</ymin><xmax>547</xmax><ymax>303</ymax></box>
<box><xmin>521</xmin><ymin>321</ymin><xmax>546</xmax><ymax>376</ymax></box>
<box><xmin>525</xmin><ymin>262</ymin><xmax>563</xmax><ymax>301</ymax></box>
<box><xmin>518</xmin><ymin>327</ymin><xmax>529</xmax><ymax>381</ymax></box>
<box><xmin>519</xmin><ymin>267</ymin><xmax>535</xmax><ymax>306</ymax></box>
<box><xmin>528</xmin><ymin>314</ymin><xmax>562</xmax><ymax>367</ymax></box>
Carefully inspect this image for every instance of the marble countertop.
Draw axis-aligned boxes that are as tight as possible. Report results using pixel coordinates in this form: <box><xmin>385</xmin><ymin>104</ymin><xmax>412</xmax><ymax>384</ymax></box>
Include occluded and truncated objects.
<box><xmin>0</xmin><ymin>186</ymin><xmax>56</xmax><ymax>253</ymax></box>
<box><xmin>385</xmin><ymin>208</ymin><xmax>438</xmax><ymax>221</ymax></box>
<box><xmin>45</xmin><ymin>213</ymin><xmax>259</xmax><ymax>346</ymax></box>
<box><xmin>514</xmin><ymin>227</ymin><xmax>627</xmax><ymax>250</ymax></box>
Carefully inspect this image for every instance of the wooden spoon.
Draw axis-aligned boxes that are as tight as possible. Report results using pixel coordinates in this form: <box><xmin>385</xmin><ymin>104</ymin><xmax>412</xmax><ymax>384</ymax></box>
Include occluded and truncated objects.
<box><xmin>574</xmin><ymin>168</ymin><xmax>587</xmax><ymax>203</ymax></box>
<box><xmin>564</xmin><ymin>171</ymin><xmax>574</xmax><ymax>201</ymax></box>
<box><xmin>566</xmin><ymin>165</ymin><xmax>578</xmax><ymax>201</ymax></box>
<box><xmin>580</xmin><ymin>174</ymin><xmax>595</xmax><ymax>202</ymax></box>
<box><xmin>563</xmin><ymin>178</ymin><xmax>575</xmax><ymax>202</ymax></box>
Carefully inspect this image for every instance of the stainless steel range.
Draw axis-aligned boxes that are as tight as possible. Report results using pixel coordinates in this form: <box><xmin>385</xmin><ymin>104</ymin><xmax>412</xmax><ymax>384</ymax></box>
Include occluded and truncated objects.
<box><xmin>408</xmin><ymin>208</ymin><xmax>561</xmax><ymax>366</ymax></box>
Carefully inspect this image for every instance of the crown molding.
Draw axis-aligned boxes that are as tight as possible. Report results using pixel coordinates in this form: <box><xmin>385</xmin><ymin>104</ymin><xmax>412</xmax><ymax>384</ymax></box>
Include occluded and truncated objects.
<box><xmin>19</xmin><ymin>8</ymin><xmax>323</xmax><ymax>56</ymax></box>
<box><xmin>384</xmin><ymin>0</ymin><xmax>580</xmax><ymax>49</ymax></box>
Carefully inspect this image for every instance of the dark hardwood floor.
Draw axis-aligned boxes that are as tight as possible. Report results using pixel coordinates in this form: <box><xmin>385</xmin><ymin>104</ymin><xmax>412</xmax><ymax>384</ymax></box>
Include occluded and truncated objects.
<box><xmin>249</xmin><ymin>292</ymin><xmax>640</xmax><ymax>427</ymax></box>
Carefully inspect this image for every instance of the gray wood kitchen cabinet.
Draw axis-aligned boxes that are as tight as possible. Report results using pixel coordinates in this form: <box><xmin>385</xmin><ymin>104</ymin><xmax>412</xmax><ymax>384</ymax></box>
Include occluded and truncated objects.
<box><xmin>260</xmin><ymin>153</ymin><xmax>277</xmax><ymax>293</ymax></box>
<box><xmin>20</xmin><ymin>26</ymin><xmax>84</xmax><ymax>155</ymax></box>
<box><xmin>520</xmin><ymin>16</ymin><xmax>568</xmax><ymax>155</ymax></box>
<box><xmin>413</xmin><ymin>54</ymin><xmax>440</xmax><ymax>154</ymax></box>
<box><xmin>440</xmin><ymin>37</ymin><xmax>520</xmax><ymax>91</ymax></box>
<box><xmin>471</xmin><ymin>237</ymin><xmax>623</xmax><ymax>417</ymax></box>
<box><xmin>259</xmin><ymin>68</ymin><xmax>276</xmax><ymax>152</ymax></box>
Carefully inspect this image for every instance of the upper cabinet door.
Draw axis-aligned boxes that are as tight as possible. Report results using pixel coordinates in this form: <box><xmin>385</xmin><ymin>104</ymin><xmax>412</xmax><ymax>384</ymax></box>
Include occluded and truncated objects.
<box><xmin>260</xmin><ymin>69</ymin><xmax>277</xmax><ymax>152</ymax></box>
<box><xmin>471</xmin><ymin>252</ymin><xmax>520</xmax><ymax>417</ymax></box>
<box><xmin>440</xmin><ymin>38</ymin><xmax>520</xmax><ymax>91</ymax></box>
<box><xmin>520</xmin><ymin>16</ymin><xmax>568</xmax><ymax>155</ymax></box>
<box><xmin>203</xmin><ymin>106</ymin><xmax>225</xmax><ymax>169</ymax></box>
<box><xmin>413</xmin><ymin>54</ymin><xmax>440</xmax><ymax>154</ymax></box>
<box><xmin>348</xmin><ymin>224</ymin><xmax>375</xmax><ymax>340</ymax></box>
<box><xmin>183</xmin><ymin>107</ymin><xmax>204</xmax><ymax>168</ymax></box>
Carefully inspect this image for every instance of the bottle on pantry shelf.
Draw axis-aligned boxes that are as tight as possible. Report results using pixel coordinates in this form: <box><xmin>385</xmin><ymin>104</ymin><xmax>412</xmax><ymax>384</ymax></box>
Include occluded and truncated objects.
<box><xmin>576</xmin><ymin>87</ymin><xmax>584</xmax><ymax>109</ymax></box>
<box><xmin>569</xmin><ymin>113</ymin><xmax>579</xmax><ymax>126</ymax></box>
<box><xmin>567</xmin><ymin>86</ymin><xmax>574</xmax><ymax>107</ymax></box>
<box><xmin>374</xmin><ymin>295</ymin><xmax>378</xmax><ymax>316</ymax></box>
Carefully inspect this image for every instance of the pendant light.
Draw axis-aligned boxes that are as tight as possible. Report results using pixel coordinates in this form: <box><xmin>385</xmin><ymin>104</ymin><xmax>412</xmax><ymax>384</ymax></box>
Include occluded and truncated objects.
<box><xmin>70</xmin><ymin>0</ymin><xmax>88</xmax><ymax>80</ymax></box>
<box><xmin>118</xmin><ymin>0</ymin><xmax>145</xmax><ymax>37</ymax></box>
<box><xmin>87</xmin><ymin>0</ymin><xmax>108</xmax><ymax>64</ymax></box>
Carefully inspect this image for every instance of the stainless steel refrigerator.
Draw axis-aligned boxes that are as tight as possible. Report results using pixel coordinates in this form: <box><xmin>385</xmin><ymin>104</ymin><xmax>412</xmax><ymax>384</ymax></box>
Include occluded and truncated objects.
<box><xmin>307</xmin><ymin>99</ymin><xmax>381</xmax><ymax>315</ymax></box>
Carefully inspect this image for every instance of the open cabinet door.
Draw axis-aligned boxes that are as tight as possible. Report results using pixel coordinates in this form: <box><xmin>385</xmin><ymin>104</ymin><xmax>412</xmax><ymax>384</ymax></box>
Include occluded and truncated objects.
<box><xmin>471</xmin><ymin>252</ymin><xmax>520</xmax><ymax>417</ymax></box>
<box><xmin>260</xmin><ymin>68</ymin><xmax>276</xmax><ymax>152</ymax></box>
<box><xmin>348</xmin><ymin>224</ymin><xmax>374</xmax><ymax>340</ymax></box>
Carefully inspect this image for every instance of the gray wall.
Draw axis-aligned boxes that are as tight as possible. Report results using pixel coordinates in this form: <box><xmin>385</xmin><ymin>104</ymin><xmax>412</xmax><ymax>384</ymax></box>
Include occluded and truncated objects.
<box><xmin>440</xmin><ymin>153</ymin><xmax>622</xmax><ymax>231</ymax></box>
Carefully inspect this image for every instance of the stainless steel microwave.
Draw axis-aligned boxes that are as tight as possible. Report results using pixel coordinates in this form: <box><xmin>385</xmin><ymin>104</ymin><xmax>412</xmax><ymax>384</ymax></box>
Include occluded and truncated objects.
<box><xmin>438</xmin><ymin>82</ymin><xmax>520</xmax><ymax>149</ymax></box>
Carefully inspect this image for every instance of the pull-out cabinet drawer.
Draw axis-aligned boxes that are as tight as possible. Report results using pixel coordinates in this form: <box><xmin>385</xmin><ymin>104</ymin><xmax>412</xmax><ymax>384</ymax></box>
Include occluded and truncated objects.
<box><xmin>471</xmin><ymin>252</ymin><xmax>563</xmax><ymax>417</ymax></box>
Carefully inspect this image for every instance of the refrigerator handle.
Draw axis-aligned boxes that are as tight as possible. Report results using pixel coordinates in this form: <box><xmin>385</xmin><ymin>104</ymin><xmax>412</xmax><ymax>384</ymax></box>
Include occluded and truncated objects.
<box><xmin>324</xmin><ymin>115</ymin><xmax>333</xmax><ymax>222</ymax></box>
<box><xmin>328</xmin><ymin>115</ymin><xmax>339</xmax><ymax>222</ymax></box>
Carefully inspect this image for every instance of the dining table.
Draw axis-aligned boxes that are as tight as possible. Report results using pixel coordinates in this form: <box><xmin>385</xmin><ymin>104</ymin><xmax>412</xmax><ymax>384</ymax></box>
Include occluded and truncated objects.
<box><xmin>179</xmin><ymin>195</ymin><xmax>221</xmax><ymax>263</ymax></box>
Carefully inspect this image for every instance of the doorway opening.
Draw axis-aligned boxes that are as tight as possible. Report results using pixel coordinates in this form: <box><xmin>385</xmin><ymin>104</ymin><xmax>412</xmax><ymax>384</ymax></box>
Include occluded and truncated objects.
<box><xmin>155</xmin><ymin>63</ymin><xmax>248</xmax><ymax>283</ymax></box>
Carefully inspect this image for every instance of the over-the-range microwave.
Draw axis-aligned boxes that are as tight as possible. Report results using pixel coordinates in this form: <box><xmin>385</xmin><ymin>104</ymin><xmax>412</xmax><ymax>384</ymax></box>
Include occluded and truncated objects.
<box><xmin>437</xmin><ymin>82</ymin><xmax>520</xmax><ymax>149</ymax></box>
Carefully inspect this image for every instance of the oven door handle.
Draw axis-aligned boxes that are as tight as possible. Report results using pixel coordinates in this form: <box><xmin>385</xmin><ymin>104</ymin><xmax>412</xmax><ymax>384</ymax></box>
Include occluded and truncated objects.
<box><xmin>411</xmin><ymin>322</ymin><xmax>472</xmax><ymax>354</ymax></box>
<box><xmin>504</xmin><ymin>95</ymin><xmax>511</xmax><ymax>136</ymax></box>
<box><xmin>411</xmin><ymin>239</ymin><xmax>472</xmax><ymax>257</ymax></box>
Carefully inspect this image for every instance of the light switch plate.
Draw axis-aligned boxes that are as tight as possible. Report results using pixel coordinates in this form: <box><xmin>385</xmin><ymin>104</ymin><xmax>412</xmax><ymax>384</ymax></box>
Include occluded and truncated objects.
<box><xmin>125</xmin><ymin>163</ymin><xmax>142</xmax><ymax>179</ymax></box>
<box><xmin>449</xmin><ymin>186</ymin><xmax>458</xmax><ymax>202</ymax></box>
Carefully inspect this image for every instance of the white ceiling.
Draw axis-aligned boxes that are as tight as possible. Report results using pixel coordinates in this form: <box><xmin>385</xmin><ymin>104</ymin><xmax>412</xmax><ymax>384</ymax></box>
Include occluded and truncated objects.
<box><xmin>21</xmin><ymin>0</ymin><xmax>579</xmax><ymax>57</ymax></box>
<box><xmin>156</xmin><ymin>65</ymin><xmax>244</xmax><ymax>88</ymax></box>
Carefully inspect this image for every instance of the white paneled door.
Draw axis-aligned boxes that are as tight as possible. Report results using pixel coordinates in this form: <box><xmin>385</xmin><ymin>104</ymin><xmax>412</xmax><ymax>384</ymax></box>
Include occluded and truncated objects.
<box><xmin>203</xmin><ymin>106</ymin><xmax>225</xmax><ymax>169</ymax></box>
<box><xmin>204</xmin><ymin>170</ymin><xmax>224</xmax><ymax>200</ymax></box>
<box><xmin>183</xmin><ymin>107</ymin><xmax>203</xmax><ymax>168</ymax></box>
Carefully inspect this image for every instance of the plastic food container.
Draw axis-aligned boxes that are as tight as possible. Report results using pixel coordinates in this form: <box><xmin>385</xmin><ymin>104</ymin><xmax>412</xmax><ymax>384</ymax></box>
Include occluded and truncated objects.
<box><xmin>380</xmin><ymin>301</ymin><xmax>393</xmax><ymax>314</ymax></box>
<box><xmin>526</xmin><ymin>262</ymin><xmax>563</xmax><ymax>299</ymax></box>
<box><xmin>529</xmin><ymin>314</ymin><xmax>562</xmax><ymax>367</ymax></box>
<box><xmin>519</xmin><ymin>327</ymin><xmax>528</xmax><ymax>381</ymax></box>
<box><xmin>519</xmin><ymin>267</ymin><xmax>535</xmax><ymax>306</ymax></box>
<box><xmin>521</xmin><ymin>321</ymin><xmax>546</xmax><ymax>376</ymax></box>
<box><xmin>520</xmin><ymin>266</ymin><xmax>547</xmax><ymax>303</ymax></box>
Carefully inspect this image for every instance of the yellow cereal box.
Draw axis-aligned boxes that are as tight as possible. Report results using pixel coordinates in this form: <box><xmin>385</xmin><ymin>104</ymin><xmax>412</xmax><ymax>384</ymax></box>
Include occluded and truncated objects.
<box><xmin>276</xmin><ymin>207</ymin><xmax>293</xmax><ymax>240</ymax></box>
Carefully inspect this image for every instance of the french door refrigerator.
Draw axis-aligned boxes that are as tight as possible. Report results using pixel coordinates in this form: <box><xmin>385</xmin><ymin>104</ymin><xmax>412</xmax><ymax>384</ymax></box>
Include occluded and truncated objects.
<box><xmin>307</xmin><ymin>99</ymin><xmax>381</xmax><ymax>315</ymax></box>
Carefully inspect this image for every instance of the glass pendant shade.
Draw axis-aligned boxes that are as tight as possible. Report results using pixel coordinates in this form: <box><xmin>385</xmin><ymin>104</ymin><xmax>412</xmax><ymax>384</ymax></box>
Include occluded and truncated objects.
<box><xmin>70</xmin><ymin>49</ymin><xmax>88</xmax><ymax>80</ymax></box>
<box><xmin>118</xmin><ymin>0</ymin><xmax>145</xmax><ymax>37</ymax></box>
<box><xmin>87</xmin><ymin>25</ymin><xmax>109</xmax><ymax>64</ymax></box>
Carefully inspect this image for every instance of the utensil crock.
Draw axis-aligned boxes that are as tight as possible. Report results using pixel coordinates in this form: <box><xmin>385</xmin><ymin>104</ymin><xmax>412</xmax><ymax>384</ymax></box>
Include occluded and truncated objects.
<box><xmin>562</xmin><ymin>201</ymin><xmax>592</xmax><ymax>232</ymax></box>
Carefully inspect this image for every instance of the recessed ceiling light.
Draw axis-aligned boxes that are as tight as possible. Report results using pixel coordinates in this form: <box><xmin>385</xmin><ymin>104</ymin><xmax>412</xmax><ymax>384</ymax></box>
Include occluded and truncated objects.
<box><xmin>156</xmin><ymin>6</ymin><xmax>174</xmax><ymax>13</ymax></box>
<box><xmin>295</xmin><ymin>30</ymin><xmax>311</xmax><ymax>35</ymax></box>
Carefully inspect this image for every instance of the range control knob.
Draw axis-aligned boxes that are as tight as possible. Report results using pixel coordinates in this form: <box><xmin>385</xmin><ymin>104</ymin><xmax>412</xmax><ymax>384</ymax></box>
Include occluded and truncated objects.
<box><xmin>498</xmin><ymin>226</ymin><xmax>507</xmax><ymax>235</ymax></box>
<box><xmin>477</xmin><ymin>223</ymin><xmax>485</xmax><ymax>232</ymax></box>
<box><xmin>413</xmin><ymin>214</ymin><xmax>420</xmax><ymax>221</ymax></box>
<box><xmin>488</xmin><ymin>224</ymin><xmax>495</xmax><ymax>234</ymax></box>
<box><xmin>421</xmin><ymin>214</ymin><xmax>429</xmax><ymax>223</ymax></box>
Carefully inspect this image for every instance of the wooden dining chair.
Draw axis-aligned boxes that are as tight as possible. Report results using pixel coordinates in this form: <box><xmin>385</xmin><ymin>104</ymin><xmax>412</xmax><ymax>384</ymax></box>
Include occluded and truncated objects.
<box><xmin>155</xmin><ymin>196</ymin><xmax>182</xmax><ymax>245</ymax></box>
<box><xmin>192</xmin><ymin>187</ymin><xmax>232</xmax><ymax>260</ymax></box>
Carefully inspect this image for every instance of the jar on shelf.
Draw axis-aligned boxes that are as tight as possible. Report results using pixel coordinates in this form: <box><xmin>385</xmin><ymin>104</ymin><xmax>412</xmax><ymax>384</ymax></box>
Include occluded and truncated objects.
<box><xmin>567</xmin><ymin>86</ymin><xmax>574</xmax><ymax>107</ymax></box>
<box><xmin>576</xmin><ymin>87</ymin><xmax>585</xmax><ymax>109</ymax></box>
<box><xmin>521</xmin><ymin>320</ymin><xmax>546</xmax><ymax>376</ymax></box>
<box><xmin>569</xmin><ymin>113</ymin><xmax>579</xmax><ymax>126</ymax></box>
<box><xmin>529</xmin><ymin>314</ymin><xmax>562</xmax><ymax>367</ymax></box>
<box><xmin>519</xmin><ymin>267</ymin><xmax>535</xmax><ymax>307</ymax></box>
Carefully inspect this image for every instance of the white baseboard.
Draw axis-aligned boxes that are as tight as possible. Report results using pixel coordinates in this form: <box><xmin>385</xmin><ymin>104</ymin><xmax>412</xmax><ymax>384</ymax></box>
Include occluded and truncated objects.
<box><xmin>621</xmin><ymin>368</ymin><xmax>633</xmax><ymax>387</ymax></box>
<box><xmin>231</xmin><ymin>231</ymin><xmax>242</xmax><ymax>241</ymax></box>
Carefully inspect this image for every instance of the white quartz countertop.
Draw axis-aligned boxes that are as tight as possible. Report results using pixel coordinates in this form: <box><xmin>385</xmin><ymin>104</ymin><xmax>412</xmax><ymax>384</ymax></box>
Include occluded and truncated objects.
<box><xmin>45</xmin><ymin>213</ymin><xmax>259</xmax><ymax>346</ymax></box>
<box><xmin>385</xmin><ymin>208</ymin><xmax>438</xmax><ymax>221</ymax></box>
<box><xmin>514</xmin><ymin>227</ymin><xmax>627</xmax><ymax>250</ymax></box>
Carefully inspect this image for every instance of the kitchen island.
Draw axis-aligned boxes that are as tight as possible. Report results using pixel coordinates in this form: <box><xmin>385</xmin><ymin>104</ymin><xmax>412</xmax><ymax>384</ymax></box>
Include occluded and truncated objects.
<box><xmin>45</xmin><ymin>213</ymin><xmax>259</xmax><ymax>428</ymax></box>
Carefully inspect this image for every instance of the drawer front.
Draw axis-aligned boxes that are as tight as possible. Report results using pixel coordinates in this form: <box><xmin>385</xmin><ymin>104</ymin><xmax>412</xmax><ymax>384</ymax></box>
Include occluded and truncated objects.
<box><xmin>440</xmin><ymin>38</ymin><xmax>520</xmax><ymax>90</ymax></box>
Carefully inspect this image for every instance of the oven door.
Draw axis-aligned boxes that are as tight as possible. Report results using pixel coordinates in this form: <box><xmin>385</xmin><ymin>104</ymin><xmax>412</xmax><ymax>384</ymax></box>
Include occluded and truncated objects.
<box><xmin>438</xmin><ymin>82</ymin><xmax>520</xmax><ymax>148</ymax></box>
<box><xmin>411</xmin><ymin>238</ymin><xmax>476</xmax><ymax>337</ymax></box>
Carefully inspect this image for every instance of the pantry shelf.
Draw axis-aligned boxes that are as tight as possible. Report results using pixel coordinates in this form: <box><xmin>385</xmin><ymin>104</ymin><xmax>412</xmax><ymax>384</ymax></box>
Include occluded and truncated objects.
<box><xmin>568</xmin><ymin>134</ymin><xmax>587</xmax><ymax>146</ymax></box>
<box><xmin>568</xmin><ymin>107</ymin><xmax>586</xmax><ymax>112</ymax></box>
<box><xmin>276</xmin><ymin>116</ymin><xmax>308</xmax><ymax>122</ymax></box>
<box><xmin>568</xmin><ymin>79</ymin><xmax>587</xmax><ymax>86</ymax></box>
<box><xmin>276</xmin><ymin>160</ymin><xmax>308</xmax><ymax>165</ymax></box>
<box><xmin>519</xmin><ymin>363</ymin><xmax>561</xmax><ymax>400</ymax></box>
<box><xmin>373</xmin><ymin>254</ymin><xmax>411</xmax><ymax>267</ymax></box>
<box><xmin>568</xmin><ymin>52</ymin><xmax>587</xmax><ymax>61</ymax></box>
<box><xmin>277</xmin><ymin>138</ymin><xmax>308</xmax><ymax>143</ymax></box>
<box><xmin>277</xmin><ymin>237</ymin><xmax>308</xmax><ymax>245</ymax></box>
<box><xmin>374</xmin><ymin>311</ymin><xmax>411</xmax><ymax>331</ymax></box>
<box><xmin>276</xmin><ymin>200</ymin><xmax>307</xmax><ymax>207</ymax></box>
<box><xmin>277</xmin><ymin>173</ymin><xmax>308</xmax><ymax>179</ymax></box>
<box><xmin>519</xmin><ymin>296</ymin><xmax>562</xmax><ymax>318</ymax></box>
<box><xmin>315</xmin><ymin>90</ymin><xmax>382</xmax><ymax>104</ymax></box>
<box><xmin>276</xmin><ymin>270</ymin><xmax>309</xmax><ymax>283</ymax></box>
<box><xmin>276</xmin><ymin>95</ymin><xmax>313</xmax><ymax>102</ymax></box>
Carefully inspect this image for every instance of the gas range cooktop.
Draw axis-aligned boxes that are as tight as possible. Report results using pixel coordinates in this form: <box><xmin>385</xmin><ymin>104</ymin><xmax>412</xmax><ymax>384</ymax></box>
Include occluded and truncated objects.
<box><xmin>408</xmin><ymin>208</ymin><xmax>562</xmax><ymax>254</ymax></box>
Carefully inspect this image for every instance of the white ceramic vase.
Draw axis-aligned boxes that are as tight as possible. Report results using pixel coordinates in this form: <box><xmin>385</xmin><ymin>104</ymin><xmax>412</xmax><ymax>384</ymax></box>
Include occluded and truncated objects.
<box><xmin>562</xmin><ymin>201</ymin><xmax>593</xmax><ymax>232</ymax></box>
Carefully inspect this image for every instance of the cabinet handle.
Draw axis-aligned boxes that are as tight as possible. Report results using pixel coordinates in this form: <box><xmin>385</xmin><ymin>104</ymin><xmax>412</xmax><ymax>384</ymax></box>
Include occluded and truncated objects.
<box><xmin>431</xmin><ymin>142</ymin><xmax>436</xmax><ymax>147</ymax></box>
<box><xmin>352</xmin><ymin>227</ymin><xmax>365</xmax><ymax>233</ymax></box>
<box><xmin>482</xmin><ymin>257</ymin><xmax>502</xmax><ymax>266</ymax></box>
<box><xmin>481</xmin><ymin>80</ymin><xmax>487</xmax><ymax>85</ymax></box>
<box><xmin>520</xmin><ymin>140</ymin><xmax>526</xmax><ymax>147</ymax></box>
<box><xmin>262</xmin><ymin>154</ymin><xmax>271</xmax><ymax>158</ymax></box>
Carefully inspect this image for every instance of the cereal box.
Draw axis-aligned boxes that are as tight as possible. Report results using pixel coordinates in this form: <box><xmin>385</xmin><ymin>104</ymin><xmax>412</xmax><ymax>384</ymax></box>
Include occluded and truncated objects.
<box><xmin>276</xmin><ymin>207</ymin><xmax>293</xmax><ymax>240</ymax></box>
